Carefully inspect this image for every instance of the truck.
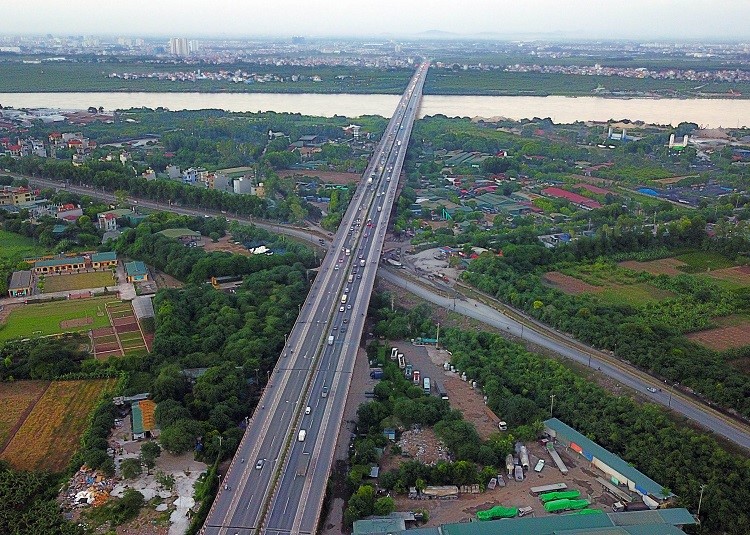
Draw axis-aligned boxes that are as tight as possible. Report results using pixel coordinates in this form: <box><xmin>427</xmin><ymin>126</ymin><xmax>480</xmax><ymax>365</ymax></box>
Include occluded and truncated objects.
<box><xmin>328</xmin><ymin>335</ymin><xmax>334</xmax><ymax>345</ymax></box>
<box><xmin>359</xmin><ymin>259</ymin><xmax>366</xmax><ymax>267</ymax></box>
<box><xmin>412</xmin><ymin>370</ymin><xmax>421</xmax><ymax>385</ymax></box>
<box><xmin>296</xmin><ymin>452</ymin><xmax>311</xmax><ymax>477</ymax></box>
<box><xmin>397</xmin><ymin>353</ymin><xmax>405</xmax><ymax>369</ymax></box>
<box><xmin>341</xmin><ymin>294</ymin><xmax>347</xmax><ymax>304</ymax></box>
<box><xmin>345</xmin><ymin>248</ymin><xmax>351</xmax><ymax>256</ymax></box>
<box><xmin>390</xmin><ymin>347</ymin><xmax>398</xmax><ymax>360</ymax></box>
<box><xmin>386</xmin><ymin>258</ymin><xmax>403</xmax><ymax>268</ymax></box>
<box><xmin>423</xmin><ymin>377</ymin><xmax>431</xmax><ymax>395</ymax></box>
<box><xmin>370</xmin><ymin>368</ymin><xmax>384</xmax><ymax>379</ymax></box>
<box><xmin>298</xmin><ymin>429</ymin><xmax>306</xmax><ymax>442</ymax></box>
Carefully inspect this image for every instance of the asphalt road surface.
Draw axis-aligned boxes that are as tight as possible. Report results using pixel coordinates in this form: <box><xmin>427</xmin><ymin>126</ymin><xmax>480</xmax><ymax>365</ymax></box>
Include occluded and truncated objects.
<box><xmin>198</xmin><ymin>62</ymin><xmax>430</xmax><ymax>534</ymax></box>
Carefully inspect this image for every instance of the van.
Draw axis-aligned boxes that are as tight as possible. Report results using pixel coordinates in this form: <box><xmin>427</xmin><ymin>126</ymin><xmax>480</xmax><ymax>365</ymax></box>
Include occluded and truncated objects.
<box><xmin>298</xmin><ymin>430</ymin><xmax>306</xmax><ymax>442</ymax></box>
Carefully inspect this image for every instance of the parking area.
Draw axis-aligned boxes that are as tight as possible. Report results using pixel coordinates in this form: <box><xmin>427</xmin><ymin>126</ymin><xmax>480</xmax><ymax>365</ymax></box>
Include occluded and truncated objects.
<box><xmin>382</xmin><ymin>341</ymin><xmax>622</xmax><ymax>525</ymax></box>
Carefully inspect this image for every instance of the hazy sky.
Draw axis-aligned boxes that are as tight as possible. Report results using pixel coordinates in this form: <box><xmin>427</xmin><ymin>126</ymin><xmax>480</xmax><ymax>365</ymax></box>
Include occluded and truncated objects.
<box><xmin>4</xmin><ymin>0</ymin><xmax>749</xmax><ymax>40</ymax></box>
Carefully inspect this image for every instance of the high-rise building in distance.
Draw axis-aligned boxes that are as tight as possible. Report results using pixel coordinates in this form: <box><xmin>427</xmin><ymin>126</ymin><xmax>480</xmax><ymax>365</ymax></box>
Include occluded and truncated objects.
<box><xmin>168</xmin><ymin>37</ymin><xmax>189</xmax><ymax>57</ymax></box>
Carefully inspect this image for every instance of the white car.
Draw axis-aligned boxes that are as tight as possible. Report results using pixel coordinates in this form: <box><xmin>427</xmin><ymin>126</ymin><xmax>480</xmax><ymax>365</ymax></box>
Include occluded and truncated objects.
<box><xmin>339</xmin><ymin>306</ymin><xmax>345</xmax><ymax>312</ymax></box>
<box><xmin>647</xmin><ymin>387</ymin><xmax>658</xmax><ymax>393</ymax></box>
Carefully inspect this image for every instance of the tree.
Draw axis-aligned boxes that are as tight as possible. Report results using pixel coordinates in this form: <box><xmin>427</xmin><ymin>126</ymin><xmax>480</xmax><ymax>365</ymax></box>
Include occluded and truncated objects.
<box><xmin>120</xmin><ymin>458</ymin><xmax>143</xmax><ymax>480</ymax></box>
<box><xmin>139</xmin><ymin>441</ymin><xmax>161</xmax><ymax>475</ymax></box>
<box><xmin>374</xmin><ymin>496</ymin><xmax>395</xmax><ymax>516</ymax></box>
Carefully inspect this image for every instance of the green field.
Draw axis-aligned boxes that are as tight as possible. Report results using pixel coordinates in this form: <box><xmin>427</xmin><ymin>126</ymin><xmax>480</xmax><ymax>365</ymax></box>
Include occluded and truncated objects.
<box><xmin>0</xmin><ymin>296</ymin><xmax>115</xmax><ymax>341</ymax></box>
<box><xmin>597</xmin><ymin>283</ymin><xmax>675</xmax><ymax>307</ymax></box>
<box><xmin>675</xmin><ymin>251</ymin><xmax>736</xmax><ymax>272</ymax></box>
<box><xmin>0</xmin><ymin>230</ymin><xmax>46</xmax><ymax>259</ymax></box>
<box><xmin>40</xmin><ymin>271</ymin><xmax>116</xmax><ymax>293</ymax></box>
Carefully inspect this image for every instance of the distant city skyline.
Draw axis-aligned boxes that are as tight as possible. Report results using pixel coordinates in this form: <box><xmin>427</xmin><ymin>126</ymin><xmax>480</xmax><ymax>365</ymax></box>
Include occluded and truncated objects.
<box><xmin>3</xmin><ymin>0</ymin><xmax>750</xmax><ymax>40</ymax></box>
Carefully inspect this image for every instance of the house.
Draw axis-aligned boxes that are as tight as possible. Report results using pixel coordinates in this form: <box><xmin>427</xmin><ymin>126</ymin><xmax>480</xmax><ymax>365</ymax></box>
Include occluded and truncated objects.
<box><xmin>125</xmin><ymin>261</ymin><xmax>149</xmax><ymax>282</ymax></box>
<box><xmin>131</xmin><ymin>399</ymin><xmax>158</xmax><ymax>440</ymax></box>
<box><xmin>33</xmin><ymin>256</ymin><xmax>86</xmax><ymax>274</ymax></box>
<box><xmin>55</xmin><ymin>203</ymin><xmax>83</xmax><ymax>221</ymax></box>
<box><xmin>8</xmin><ymin>270</ymin><xmax>33</xmax><ymax>297</ymax></box>
<box><xmin>98</xmin><ymin>212</ymin><xmax>118</xmax><ymax>231</ymax></box>
<box><xmin>0</xmin><ymin>186</ymin><xmax>37</xmax><ymax>206</ymax></box>
<box><xmin>90</xmin><ymin>251</ymin><xmax>118</xmax><ymax>269</ymax></box>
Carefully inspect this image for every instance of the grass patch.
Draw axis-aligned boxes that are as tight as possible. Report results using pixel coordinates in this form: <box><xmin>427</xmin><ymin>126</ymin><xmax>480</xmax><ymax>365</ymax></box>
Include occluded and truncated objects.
<box><xmin>0</xmin><ymin>230</ymin><xmax>47</xmax><ymax>259</ymax></box>
<box><xmin>597</xmin><ymin>283</ymin><xmax>675</xmax><ymax>307</ymax></box>
<box><xmin>0</xmin><ymin>296</ymin><xmax>115</xmax><ymax>341</ymax></box>
<box><xmin>117</xmin><ymin>332</ymin><xmax>143</xmax><ymax>343</ymax></box>
<box><xmin>41</xmin><ymin>271</ymin><xmax>116</xmax><ymax>293</ymax></box>
<box><xmin>675</xmin><ymin>251</ymin><xmax>736</xmax><ymax>272</ymax></box>
<box><xmin>123</xmin><ymin>348</ymin><xmax>150</xmax><ymax>357</ymax></box>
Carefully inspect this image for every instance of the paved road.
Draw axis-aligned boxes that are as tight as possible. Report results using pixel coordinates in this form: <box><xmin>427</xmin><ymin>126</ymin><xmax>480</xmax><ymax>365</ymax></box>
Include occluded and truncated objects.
<box><xmin>196</xmin><ymin>62</ymin><xmax>430</xmax><ymax>535</ymax></box>
<box><xmin>379</xmin><ymin>269</ymin><xmax>750</xmax><ymax>451</ymax></box>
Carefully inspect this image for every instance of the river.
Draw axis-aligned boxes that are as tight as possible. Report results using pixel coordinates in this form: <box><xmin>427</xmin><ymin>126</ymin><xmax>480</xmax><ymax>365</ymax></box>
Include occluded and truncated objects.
<box><xmin>1</xmin><ymin>92</ymin><xmax>749</xmax><ymax>127</ymax></box>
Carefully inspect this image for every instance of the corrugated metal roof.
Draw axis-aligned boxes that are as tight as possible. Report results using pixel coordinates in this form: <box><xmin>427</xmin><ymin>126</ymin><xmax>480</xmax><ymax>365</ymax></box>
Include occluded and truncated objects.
<box><xmin>9</xmin><ymin>270</ymin><xmax>32</xmax><ymax>289</ymax></box>
<box><xmin>609</xmin><ymin>510</ymin><xmax>695</xmax><ymax>526</ymax></box>
<box><xmin>91</xmin><ymin>251</ymin><xmax>117</xmax><ymax>262</ymax></box>
<box><xmin>131</xmin><ymin>402</ymin><xmax>144</xmax><ymax>435</ymax></box>
<box><xmin>35</xmin><ymin>256</ymin><xmax>85</xmax><ymax>268</ymax></box>
<box><xmin>125</xmin><ymin>261</ymin><xmax>148</xmax><ymax>276</ymax></box>
<box><xmin>132</xmin><ymin>295</ymin><xmax>155</xmax><ymax>319</ymax></box>
<box><xmin>353</xmin><ymin>517</ymin><xmax>406</xmax><ymax>534</ymax></box>
<box><xmin>545</xmin><ymin>419</ymin><xmax>669</xmax><ymax>499</ymax></box>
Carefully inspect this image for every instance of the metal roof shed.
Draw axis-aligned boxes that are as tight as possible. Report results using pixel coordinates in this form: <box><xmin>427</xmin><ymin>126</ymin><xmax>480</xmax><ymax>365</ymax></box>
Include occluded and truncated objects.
<box><xmin>544</xmin><ymin>418</ymin><xmax>671</xmax><ymax>500</ymax></box>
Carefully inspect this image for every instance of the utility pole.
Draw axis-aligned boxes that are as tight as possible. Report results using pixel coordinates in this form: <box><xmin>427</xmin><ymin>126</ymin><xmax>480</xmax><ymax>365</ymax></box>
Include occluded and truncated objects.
<box><xmin>436</xmin><ymin>322</ymin><xmax>440</xmax><ymax>349</ymax></box>
<box><xmin>697</xmin><ymin>484</ymin><xmax>706</xmax><ymax>523</ymax></box>
<box><xmin>550</xmin><ymin>394</ymin><xmax>556</xmax><ymax>417</ymax></box>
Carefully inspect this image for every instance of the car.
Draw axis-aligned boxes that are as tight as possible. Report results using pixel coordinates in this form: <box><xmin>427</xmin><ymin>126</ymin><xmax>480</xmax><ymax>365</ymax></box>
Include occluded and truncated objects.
<box><xmin>647</xmin><ymin>387</ymin><xmax>658</xmax><ymax>393</ymax></box>
<box><xmin>341</xmin><ymin>326</ymin><xmax>348</xmax><ymax>333</ymax></box>
<box><xmin>255</xmin><ymin>459</ymin><xmax>265</xmax><ymax>470</ymax></box>
<box><xmin>346</xmin><ymin>304</ymin><xmax>352</xmax><ymax>310</ymax></box>
<box><xmin>305</xmin><ymin>406</ymin><xmax>311</xmax><ymax>415</ymax></box>
<box><xmin>343</xmin><ymin>318</ymin><xmax>348</xmax><ymax>324</ymax></box>
<box><xmin>334</xmin><ymin>265</ymin><xmax>339</xmax><ymax>271</ymax></box>
<box><xmin>357</xmin><ymin>274</ymin><xmax>361</xmax><ymax>279</ymax></box>
<box><xmin>322</xmin><ymin>386</ymin><xmax>329</xmax><ymax>398</ymax></box>
<box><xmin>339</xmin><ymin>306</ymin><xmax>345</xmax><ymax>312</ymax></box>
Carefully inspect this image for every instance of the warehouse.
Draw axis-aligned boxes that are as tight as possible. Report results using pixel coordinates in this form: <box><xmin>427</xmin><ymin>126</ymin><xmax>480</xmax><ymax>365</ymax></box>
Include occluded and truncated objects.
<box><xmin>544</xmin><ymin>418</ymin><xmax>671</xmax><ymax>503</ymax></box>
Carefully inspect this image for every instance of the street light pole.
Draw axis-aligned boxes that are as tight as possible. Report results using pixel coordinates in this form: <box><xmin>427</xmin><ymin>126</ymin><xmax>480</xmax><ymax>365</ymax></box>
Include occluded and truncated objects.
<box><xmin>550</xmin><ymin>394</ymin><xmax>556</xmax><ymax>417</ymax></box>
<box><xmin>697</xmin><ymin>484</ymin><xmax>706</xmax><ymax>523</ymax></box>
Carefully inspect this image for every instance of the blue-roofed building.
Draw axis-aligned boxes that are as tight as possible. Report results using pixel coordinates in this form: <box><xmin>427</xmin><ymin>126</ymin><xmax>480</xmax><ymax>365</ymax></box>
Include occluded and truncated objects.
<box><xmin>125</xmin><ymin>261</ymin><xmax>149</xmax><ymax>282</ymax></box>
<box><xmin>351</xmin><ymin>509</ymin><xmax>695</xmax><ymax>535</ymax></box>
<box><xmin>91</xmin><ymin>251</ymin><xmax>118</xmax><ymax>269</ymax></box>
<box><xmin>545</xmin><ymin>418</ymin><xmax>672</xmax><ymax>501</ymax></box>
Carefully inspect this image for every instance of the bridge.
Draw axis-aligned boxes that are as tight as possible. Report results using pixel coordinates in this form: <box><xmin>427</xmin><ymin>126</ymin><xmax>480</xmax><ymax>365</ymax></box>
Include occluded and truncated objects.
<box><xmin>201</xmin><ymin>62</ymin><xmax>430</xmax><ymax>534</ymax></box>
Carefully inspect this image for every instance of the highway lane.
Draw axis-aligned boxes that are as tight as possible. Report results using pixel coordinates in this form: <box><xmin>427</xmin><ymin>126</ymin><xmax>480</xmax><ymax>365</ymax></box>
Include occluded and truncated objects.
<box><xmin>263</xmin><ymin>63</ymin><xmax>429</xmax><ymax>534</ymax></box>
<box><xmin>202</xmin><ymin>63</ymin><xmax>430</xmax><ymax>534</ymax></box>
<box><xmin>379</xmin><ymin>269</ymin><xmax>750</xmax><ymax>451</ymax></box>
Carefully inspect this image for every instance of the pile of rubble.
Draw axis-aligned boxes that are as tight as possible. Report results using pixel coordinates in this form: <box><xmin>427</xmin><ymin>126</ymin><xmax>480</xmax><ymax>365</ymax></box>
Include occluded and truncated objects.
<box><xmin>62</xmin><ymin>465</ymin><xmax>115</xmax><ymax>508</ymax></box>
<box><xmin>397</xmin><ymin>426</ymin><xmax>450</xmax><ymax>464</ymax></box>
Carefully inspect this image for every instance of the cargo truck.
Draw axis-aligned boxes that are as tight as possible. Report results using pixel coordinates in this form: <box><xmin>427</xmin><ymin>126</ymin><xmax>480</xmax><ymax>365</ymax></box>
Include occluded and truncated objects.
<box><xmin>328</xmin><ymin>335</ymin><xmax>334</xmax><ymax>345</ymax></box>
<box><xmin>370</xmin><ymin>368</ymin><xmax>384</xmax><ymax>379</ymax></box>
<box><xmin>296</xmin><ymin>452</ymin><xmax>310</xmax><ymax>477</ymax></box>
<box><xmin>298</xmin><ymin>430</ymin><xmax>306</xmax><ymax>442</ymax></box>
<box><xmin>360</xmin><ymin>259</ymin><xmax>366</xmax><ymax>267</ymax></box>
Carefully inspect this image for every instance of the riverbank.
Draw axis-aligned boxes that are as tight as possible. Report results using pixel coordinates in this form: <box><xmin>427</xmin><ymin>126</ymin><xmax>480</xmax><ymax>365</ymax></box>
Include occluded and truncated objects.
<box><xmin>0</xmin><ymin>62</ymin><xmax>747</xmax><ymax>100</ymax></box>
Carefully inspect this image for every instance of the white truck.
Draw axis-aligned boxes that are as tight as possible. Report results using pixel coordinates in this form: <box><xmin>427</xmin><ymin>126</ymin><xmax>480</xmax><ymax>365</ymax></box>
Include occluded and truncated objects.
<box><xmin>328</xmin><ymin>335</ymin><xmax>334</xmax><ymax>345</ymax></box>
<box><xmin>298</xmin><ymin>430</ymin><xmax>306</xmax><ymax>442</ymax></box>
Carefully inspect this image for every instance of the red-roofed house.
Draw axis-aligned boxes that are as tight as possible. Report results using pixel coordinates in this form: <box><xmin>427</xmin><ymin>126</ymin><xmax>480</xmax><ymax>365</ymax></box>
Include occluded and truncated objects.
<box><xmin>7</xmin><ymin>144</ymin><xmax>22</xmax><ymax>157</ymax></box>
<box><xmin>541</xmin><ymin>187</ymin><xmax>601</xmax><ymax>210</ymax></box>
<box><xmin>576</xmin><ymin>183</ymin><xmax>611</xmax><ymax>195</ymax></box>
<box><xmin>98</xmin><ymin>212</ymin><xmax>118</xmax><ymax>231</ymax></box>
